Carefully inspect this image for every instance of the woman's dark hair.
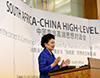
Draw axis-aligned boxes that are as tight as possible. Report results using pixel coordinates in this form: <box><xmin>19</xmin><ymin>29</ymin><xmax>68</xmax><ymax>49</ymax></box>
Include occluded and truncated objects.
<box><xmin>41</xmin><ymin>34</ymin><xmax>55</xmax><ymax>48</ymax></box>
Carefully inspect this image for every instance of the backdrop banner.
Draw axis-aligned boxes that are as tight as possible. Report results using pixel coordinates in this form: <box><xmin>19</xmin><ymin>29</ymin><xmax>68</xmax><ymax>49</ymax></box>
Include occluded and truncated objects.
<box><xmin>89</xmin><ymin>20</ymin><xmax>100</xmax><ymax>59</ymax></box>
<box><xmin>0</xmin><ymin>0</ymin><xmax>100</xmax><ymax>78</ymax></box>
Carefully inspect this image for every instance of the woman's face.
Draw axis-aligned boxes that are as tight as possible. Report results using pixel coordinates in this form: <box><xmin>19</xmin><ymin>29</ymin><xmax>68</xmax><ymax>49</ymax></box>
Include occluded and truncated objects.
<box><xmin>45</xmin><ymin>38</ymin><xmax>55</xmax><ymax>52</ymax></box>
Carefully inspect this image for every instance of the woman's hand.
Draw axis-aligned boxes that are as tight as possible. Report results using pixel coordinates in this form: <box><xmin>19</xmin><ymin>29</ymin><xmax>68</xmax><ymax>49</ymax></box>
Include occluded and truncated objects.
<box><xmin>60</xmin><ymin>59</ymin><xmax>70</xmax><ymax>68</ymax></box>
<box><xmin>51</xmin><ymin>57</ymin><xmax>61</xmax><ymax>68</ymax></box>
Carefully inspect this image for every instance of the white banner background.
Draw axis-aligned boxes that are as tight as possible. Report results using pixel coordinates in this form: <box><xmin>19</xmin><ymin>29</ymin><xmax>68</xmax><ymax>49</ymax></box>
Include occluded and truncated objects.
<box><xmin>0</xmin><ymin>0</ymin><xmax>100</xmax><ymax>78</ymax></box>
<box><xmin>0</xmin><ymin>0</ymin><xmax>14</xmax><ymax>78</ymax></box>
<box><xmin>89</xmin><ymin>20</ymin><xmax>100</xmax><ymax>59</ymax></box>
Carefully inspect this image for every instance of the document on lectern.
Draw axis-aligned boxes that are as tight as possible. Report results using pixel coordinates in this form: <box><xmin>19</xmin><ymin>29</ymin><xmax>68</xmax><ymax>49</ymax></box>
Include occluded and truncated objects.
<box><xmin>50</xmin><ymin>65</ymin><xmax>76</xmax><ymax>73</ymax></box>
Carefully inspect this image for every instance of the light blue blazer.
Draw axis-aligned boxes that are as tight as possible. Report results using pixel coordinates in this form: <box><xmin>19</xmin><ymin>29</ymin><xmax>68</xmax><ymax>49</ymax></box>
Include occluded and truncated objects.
<box><xmin>38</xmin><ymin>48</ymin><xmax>60</xmax><ymax>78</ymax></box>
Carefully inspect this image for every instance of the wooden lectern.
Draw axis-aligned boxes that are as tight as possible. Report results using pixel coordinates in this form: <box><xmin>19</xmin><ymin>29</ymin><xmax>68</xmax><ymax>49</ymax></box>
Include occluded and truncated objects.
<box><xmin>48</xmin><ymin>58</ymin><xmax>100</xmax><ymax>78</ymax></box>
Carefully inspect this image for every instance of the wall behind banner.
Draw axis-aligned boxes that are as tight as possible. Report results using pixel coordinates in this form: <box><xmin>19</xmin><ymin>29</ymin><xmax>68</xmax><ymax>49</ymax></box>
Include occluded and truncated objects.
<box><xmin>0</xmin><ymin>0</ymin><xmax>100</xmax><ymax>78</ymax></box>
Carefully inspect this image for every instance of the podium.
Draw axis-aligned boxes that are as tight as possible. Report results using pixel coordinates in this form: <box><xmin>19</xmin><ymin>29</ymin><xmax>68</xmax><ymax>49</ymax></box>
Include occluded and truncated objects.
<box><xmin>48</xmin><ymin>58</ymin><xmax>100</xmax><ymax>78</ymax></box>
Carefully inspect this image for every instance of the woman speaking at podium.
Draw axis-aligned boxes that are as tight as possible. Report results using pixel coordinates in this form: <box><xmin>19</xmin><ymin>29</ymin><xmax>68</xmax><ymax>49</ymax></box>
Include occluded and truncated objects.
<box><xmin>38</xmin><ymin>34</ymin><xmax>70</xmax><ymax>78</ymax></box>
